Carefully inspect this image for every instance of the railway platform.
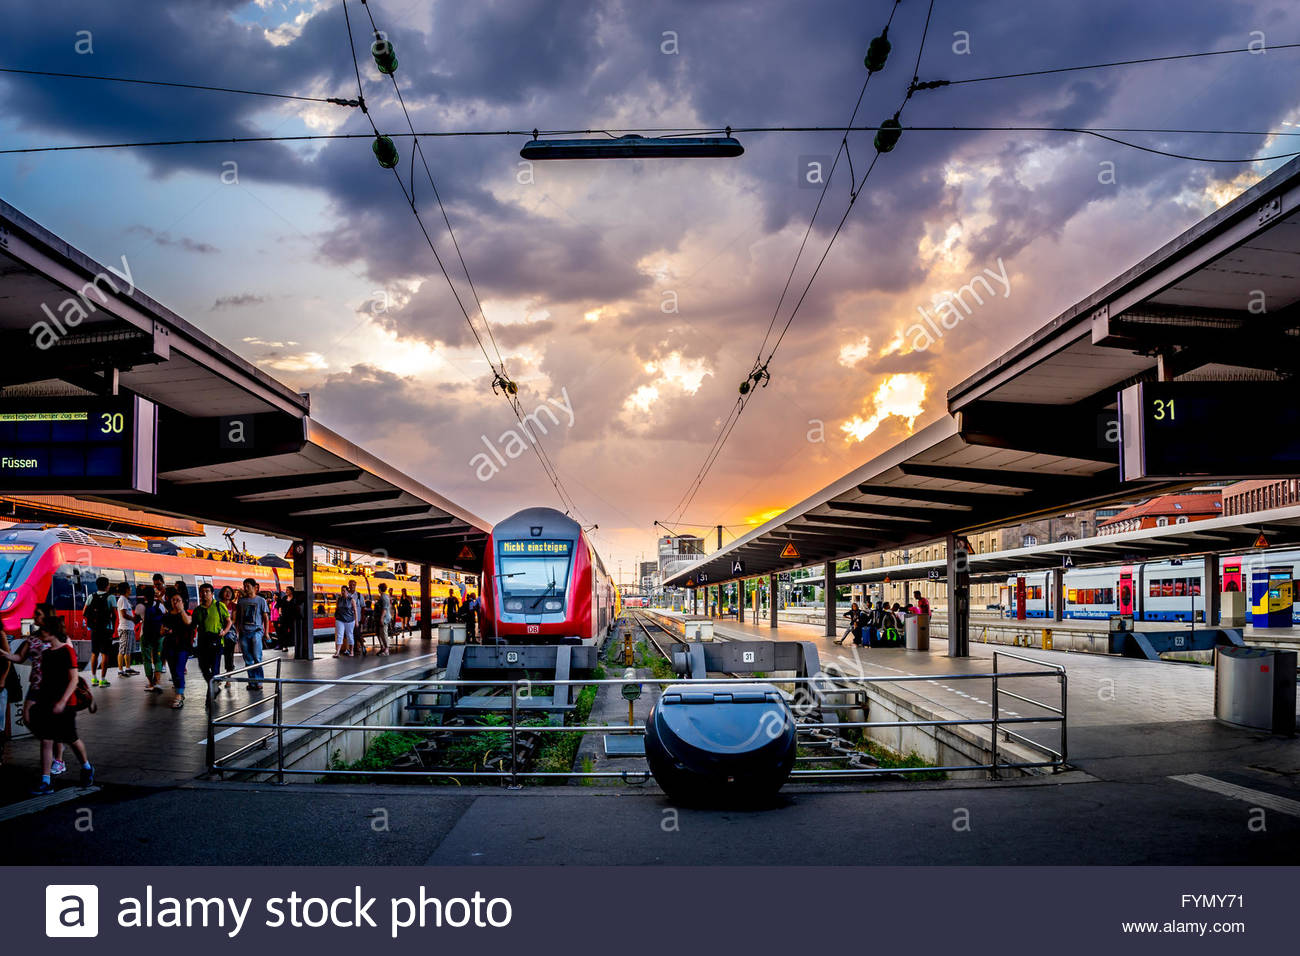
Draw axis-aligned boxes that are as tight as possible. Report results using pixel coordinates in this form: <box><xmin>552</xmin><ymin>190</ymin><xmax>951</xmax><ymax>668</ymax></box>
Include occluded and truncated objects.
<box><xmin>0</xmin><ymin>614</ymin><xmax>1295</xmax><ymax>866</ymax></box>
<box><xmin>0</xmin><ymin>635</ymin><xmax>438</xmax><ymax>800</ymax></box>
<box><xmin>648</xmin><ymin>609</ymin><xmax>1296</xmax><ymax>781</ymax></box>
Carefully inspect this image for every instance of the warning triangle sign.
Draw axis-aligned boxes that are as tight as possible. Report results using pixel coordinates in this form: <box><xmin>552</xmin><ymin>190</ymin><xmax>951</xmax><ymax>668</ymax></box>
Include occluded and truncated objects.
<box><xmin>780</xmin><ymin>542</ymin><xmax>800</xmax><ymax>559</ymax></box>
<box><xmin>457</xmin><ymin>544</ymin><xmax>477</xmax><ymax>561</ymax></box>
<box><xmin>1253</xmin><ymin>533</ymin><xmax>1269</xmax><ymax>549</ymax></box>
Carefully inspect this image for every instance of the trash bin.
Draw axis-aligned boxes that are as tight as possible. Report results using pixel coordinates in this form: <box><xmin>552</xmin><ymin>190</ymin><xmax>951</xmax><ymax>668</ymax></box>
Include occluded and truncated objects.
<box><xmin>645</xmin><ymin>682</ymin><xmax>796</xmax><ymax>803</ymax></box>
<box><xmin>437</xmin><ymin>623</ymin><xmax>467</xmax><ymax>644</ymax></box>
<box><xmin>1214</xmin><ymin>646</ymin><xmax>1296</xmax><ymax>735</ymax></box>
<box><xmin>905</xmin><ymin>613</ymin><xmax>930</xmax><ymax>651</ymax></box>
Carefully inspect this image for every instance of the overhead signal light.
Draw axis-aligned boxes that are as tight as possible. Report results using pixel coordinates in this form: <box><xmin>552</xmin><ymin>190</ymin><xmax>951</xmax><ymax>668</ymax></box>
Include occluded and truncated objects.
<box><xmin>520</xmin><ymin>133</ymin><xmax>744</xmax><ymax>160</ymax></box>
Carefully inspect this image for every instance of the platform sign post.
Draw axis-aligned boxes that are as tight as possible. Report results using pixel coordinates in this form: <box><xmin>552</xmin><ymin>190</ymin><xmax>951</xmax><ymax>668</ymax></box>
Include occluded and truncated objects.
<box><xmin>292</xmin><ymin>539</ymin><xmax>315</xmax><ymax>660</ymax></box>
<box><xmin>0</xmin><ymin>394</ymin><xmax>157</xmax><ymax>493</ymax></box>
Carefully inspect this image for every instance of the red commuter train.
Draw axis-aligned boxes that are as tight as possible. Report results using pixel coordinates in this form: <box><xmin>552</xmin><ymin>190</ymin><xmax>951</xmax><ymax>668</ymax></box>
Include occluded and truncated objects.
<box><xmin>480</xmin><ymin>507</ymin><xmax>618</xmax><ymax>644</ymax></box>
<box><xmin>0</xmin><ymin>524</ymin><xmax>459</xmax><ymax>642</ymax></box>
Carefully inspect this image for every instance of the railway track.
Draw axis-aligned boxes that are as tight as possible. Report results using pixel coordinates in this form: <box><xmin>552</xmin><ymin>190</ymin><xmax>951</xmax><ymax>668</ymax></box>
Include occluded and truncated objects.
<box><xmin>626</xmin><ymin>612</ymin><xmax>884</xmax><ymax>774</ymax></box>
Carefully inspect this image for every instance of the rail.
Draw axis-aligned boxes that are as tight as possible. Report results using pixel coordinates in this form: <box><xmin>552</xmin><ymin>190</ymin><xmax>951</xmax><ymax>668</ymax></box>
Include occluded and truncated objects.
<box><xmin>205</xmin><ymin>648</ymin><xmax>1069</xmax><ymax>784</ymax></box>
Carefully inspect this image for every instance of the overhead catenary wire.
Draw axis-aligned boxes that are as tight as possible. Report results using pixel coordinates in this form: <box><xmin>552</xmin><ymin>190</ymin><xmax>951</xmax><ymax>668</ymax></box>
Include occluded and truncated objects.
<box><xmin>935</xmin><ymin>39</ymin><xmax>1300</xmax><ymax>87</ymax></box>
<box><xmin>667</xmin><ymin>0</ymin><xmax>936</xmax><ymax>531</ymax></box>
<box><xmin>345</xmin><ymin>0</ymin><xmax>584</xmax><ymax>521</ymax></box>
<box><xmin>749</xmin><ymin>0</ymin><xmax>905</xmax><ymax>374</ymax></box>
<box><xmin>360</xmin><ymin>0</ymin><xmax>582</xmax><ymax>521</ymax></box>
<box><xmin>0</xmin><ymin>65</ymin><xmax>360</xmax><ymax>105</ymax></box>
<box><xmin>6</xmin><ymin>125</ymin><xmax>1300</xmax><ymax>160</ymax></box>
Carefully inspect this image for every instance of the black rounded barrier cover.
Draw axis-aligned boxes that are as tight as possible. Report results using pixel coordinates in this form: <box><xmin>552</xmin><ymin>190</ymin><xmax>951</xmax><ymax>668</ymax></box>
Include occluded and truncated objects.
<box><xmin>645</xmin><ymin>682</ymin><xmax>797</xmax><ymax>805</ymax></box>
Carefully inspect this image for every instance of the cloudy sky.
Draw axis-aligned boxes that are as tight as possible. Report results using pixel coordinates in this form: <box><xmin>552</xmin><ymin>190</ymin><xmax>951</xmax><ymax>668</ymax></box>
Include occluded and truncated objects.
<box><xmin>2</xmin><ymin>0</ymin><xmax>1298</xmax><ymax>578</ymax></box>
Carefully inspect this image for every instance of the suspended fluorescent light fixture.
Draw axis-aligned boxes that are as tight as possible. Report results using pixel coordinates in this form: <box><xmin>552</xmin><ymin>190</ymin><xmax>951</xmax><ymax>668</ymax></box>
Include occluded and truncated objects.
<box><xmin>520</xmin><ymin>132</ymin><xmax>744</xmax><ymax>160</ymax></box>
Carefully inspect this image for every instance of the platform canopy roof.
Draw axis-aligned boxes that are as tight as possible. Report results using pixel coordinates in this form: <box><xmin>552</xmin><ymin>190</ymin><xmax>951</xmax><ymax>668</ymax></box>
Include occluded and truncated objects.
<box><xmin>0</xmin><ymin>199</ymin><xmax>490</xmax><ymax>572</ymax></box>
<box><xmin>797</xmin><ymin>503</ymin><xmax>1300</xmax><ymax>587</ymax></box>
<box><xmin>666</xmin><ymin>155</ymin><xmax>1300</xmax><ymax>589</ymax></box>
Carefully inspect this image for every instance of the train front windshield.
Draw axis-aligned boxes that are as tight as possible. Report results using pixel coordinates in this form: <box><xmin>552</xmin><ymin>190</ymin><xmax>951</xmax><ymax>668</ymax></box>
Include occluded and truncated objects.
<box><xmin>497</xmin><ymin>540</ymin><xmax>573</xmax><ymax>613</ymax></box>
<box><xmin>0</xmin><ymin>537</ymin><xmax>38</xmax><ymax>596</ymax></box>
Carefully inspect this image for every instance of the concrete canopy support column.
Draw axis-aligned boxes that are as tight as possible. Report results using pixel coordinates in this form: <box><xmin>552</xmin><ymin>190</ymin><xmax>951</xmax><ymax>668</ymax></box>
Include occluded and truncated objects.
<box><xmin>291</xmin><ymin>539</ymin><xmax>315</xmax><ymax>660</ymax></box>
<box><xmin>691</xmin><ymin>587</ymin><xmax>698</xmax><ymax>615</ymax></box>
<box><xmin>946</xmin><ymin>533</ymin><xmax>970</xmax><ymax>657</ymax></box>
<box><xmin>1204</xmin><ymin>553</ymin><xmax>1220</xmax><ymax>625</ymax></box>
<box><xmin>769</xmin><ymin>572</ymin><xmax>778</xmax><ymax>628</ymax></box>
<box><xmin>1052</xmin><ymin>567</ymin><xmax>1064</xmax><ymax>622</ymax></box>
<box><xmin>824</xmin><ymin>561</ymin><xmax>837</xmax><ymax>638</ymax></box>
<box><xmin>419</xmin><ymin>563</ymin><xmax>433</xmax><ymax>641</ymax></box>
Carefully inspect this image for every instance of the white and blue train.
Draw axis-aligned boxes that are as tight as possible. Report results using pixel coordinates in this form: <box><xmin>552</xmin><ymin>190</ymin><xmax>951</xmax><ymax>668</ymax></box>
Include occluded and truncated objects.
<box><xmin>1002</xmin><ymin>548</ymin><xmax>1300</xmax><ymax>624</ymax></box>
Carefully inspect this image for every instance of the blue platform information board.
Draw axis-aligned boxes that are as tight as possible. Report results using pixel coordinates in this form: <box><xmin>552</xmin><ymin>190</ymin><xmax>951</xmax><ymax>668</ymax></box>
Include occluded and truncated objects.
<box><xmin>0</xmin><ymin>395</ymin><xmax>157</xmax><ymax>493</ymax></box>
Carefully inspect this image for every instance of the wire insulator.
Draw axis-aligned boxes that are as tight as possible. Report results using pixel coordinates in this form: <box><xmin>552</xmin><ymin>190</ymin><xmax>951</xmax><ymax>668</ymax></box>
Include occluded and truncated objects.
<box><xmin>874</xmin><ymin>115</ymin><xmax>903</xmax><ymax>153</ymax></box>
<box><xmin>372</xmin><ymin>33</ymin><xmax>398</xmax><ymax>74</ymax></box>
<box><xmin>864</xmin><ymin>28</ymin><xmax>891</xmax><ymax>73</ymax></box>
<box><xmin>372</xmin><ymin>134</ymin><xmax>400</xmax><ymax>168</ymax></box>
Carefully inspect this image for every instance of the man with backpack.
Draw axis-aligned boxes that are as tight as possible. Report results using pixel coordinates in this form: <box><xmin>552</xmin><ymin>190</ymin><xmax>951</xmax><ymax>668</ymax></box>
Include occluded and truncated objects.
<box><xmin>191</xmin><ymin>583</ymin><xmax>230</xmax><ymax>695</ymax></box>
<box><xmin>85</xmin><ymin>577</ymin><xmax>116</xmax><ymax>688</ymax></box>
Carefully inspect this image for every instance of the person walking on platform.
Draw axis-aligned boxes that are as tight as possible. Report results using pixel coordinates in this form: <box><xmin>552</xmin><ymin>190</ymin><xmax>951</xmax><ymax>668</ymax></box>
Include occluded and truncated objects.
<box><xmin>217</xmin><ymin>586</ymin><xmax>238</xmax><ymax>679</ymax></box>
<box><xmin>913</xmin><ymin>590</ymin><xmax>930</xmax><ymax>617</ymax></box>
<box><xmin>115</xmin><ymin>582</ymin><xmax>138</xmax><ymax>679</ymax></box>
<box><xmin>192</xmin><ymin>583</ymin><xmax>230</xmax><ymax>696</ymax></box>
<box><xmin>1</xmin><ymin>617</ymin><xmax>94</xmax><ymax>794</ymax></box>
<box><xmin>85</xmin><ymin>577</ymin><xmax>116</xmax><ymax>688</ymax></box>
<box><xmin>235</xmin><ymin>578</ymin><xmax>270</xmax><ymax>691</ymax></box>
<box><xmin>160</xmin><ymin>591</ymin><xmax>193</xmax><ymax>710</ymax></box>
<box><xmin>374</xmin><ymin>583</ymin><xmax>393</xmax><ymax>656</ymax></box>
<box><xmin>397</xmin><ymin>589</ymin><xmax>413</xmax><ymax>638</ymax></box>
<box><xmin>838</xmin><ymin>601</ymin><xmax>862</xmax><ymax>645</ymax></box>
<box><xmin>352</xmin><ymin>583</ymin><xmax>370</xmax><ymax>656</ymax></box>
<box><xmin>139</xmin><ymin>582</ymin><xmax>168</xmax><ymax>694</ymax></box>
<box><xmin>276</xmin><ymin>586</ymin><xmax>301</xmax><ymax>652</ymax></box>
<box><xmin>333</xmin><ymin>584</ymin><xmax>356</xmax><ymax>657</ymax></box>
<box><xmin>463</xmin><ymin>592</ymin><xmax>480</xmax><ymax>642</ymax></box>
<box><xmin>443</xmin><ymin>590</ymin><xmax>460</xmax><ymax>625</ymax></box>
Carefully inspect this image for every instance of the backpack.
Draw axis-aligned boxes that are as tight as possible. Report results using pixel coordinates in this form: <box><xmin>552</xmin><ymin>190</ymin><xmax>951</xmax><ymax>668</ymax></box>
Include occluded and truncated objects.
<box><xmin>84</xmin><ymin>593</ymin><xmax>110</xmax><ymax>633</ymax></box>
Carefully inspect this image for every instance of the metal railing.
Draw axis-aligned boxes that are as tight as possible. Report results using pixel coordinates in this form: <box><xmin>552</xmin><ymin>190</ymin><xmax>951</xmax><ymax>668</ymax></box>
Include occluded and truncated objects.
<box><xmin>205</xmin><ymin>657</ymin><xmax>1069</xmax><ymax>785</ymax></box>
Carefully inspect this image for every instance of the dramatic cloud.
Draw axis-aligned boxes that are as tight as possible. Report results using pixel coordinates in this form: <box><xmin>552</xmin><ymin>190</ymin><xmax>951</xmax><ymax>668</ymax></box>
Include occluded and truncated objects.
<box><xmin>2</xmin><ymin>0</ymin><xmax>1298</xmax><ymax>570</ymax></box>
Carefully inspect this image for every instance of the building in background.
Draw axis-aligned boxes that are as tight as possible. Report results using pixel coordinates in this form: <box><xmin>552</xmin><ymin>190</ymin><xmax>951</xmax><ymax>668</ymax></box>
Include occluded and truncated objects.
<box><xmin>1222</xmin><ymin>479</ymin><xmax>1300</xmax><ymax>516</ymax></box>
<box><xmin>638</xmin><ymin>560</ymin><xmax>659</xmax><ymax>594</ymax></box>
<box><xmin>657</xmin><ymin>533</ymin><xmax>705</xmax><ymax>583</ymax></box>
<box><xmin>1098</xmin><ymin>492</ymin><xmax>1222</xmax><ymax>535</ymax></box>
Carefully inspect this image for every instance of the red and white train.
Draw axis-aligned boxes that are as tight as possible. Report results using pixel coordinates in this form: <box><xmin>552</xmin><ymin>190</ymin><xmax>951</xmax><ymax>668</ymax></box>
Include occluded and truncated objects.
<box><xmin>480</xmin><ymin>507</ymin><xmax>619</xmax><ymax>644</ymax></box>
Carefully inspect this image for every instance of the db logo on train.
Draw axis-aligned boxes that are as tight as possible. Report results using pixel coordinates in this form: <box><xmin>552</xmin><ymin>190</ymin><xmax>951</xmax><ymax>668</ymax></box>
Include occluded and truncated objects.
<box><xmin>527</xmin><ymin>624</ymin><xmax>540</xmax><ymax>634</ymax></box>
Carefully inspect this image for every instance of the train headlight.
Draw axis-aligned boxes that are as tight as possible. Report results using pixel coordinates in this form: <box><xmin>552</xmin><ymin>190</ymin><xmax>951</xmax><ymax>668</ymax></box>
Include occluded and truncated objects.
<box><xmin>544</xmin><ymin>600</ymin><xmax>562</xmax><ymax>611</ymax></box>
<box><xmin>0</xmin><ymin>592</ymin><xmax>15</xmax><ymax>611</ymax></box>
<box><xmin>506</xmin><ymin>600</ymin><xmax>523</xmax><ymax>612</ymax></box>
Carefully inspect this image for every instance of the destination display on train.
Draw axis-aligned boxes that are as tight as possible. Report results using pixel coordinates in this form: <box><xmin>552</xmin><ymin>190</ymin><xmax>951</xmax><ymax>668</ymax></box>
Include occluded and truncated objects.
<box><xmin>499</xmin><ymin>539</ymin><xmax>573</xmax><ymax>556</ymax></box>
<box><xmin>1118</xmin><ymin>381</ymin><xmax>1300</xmax><ymax>481</ymax></box>
<box><xmin>0</xmin><ymin>395</ymin><xmax>158</xmax><ymax>493</ymax></box>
